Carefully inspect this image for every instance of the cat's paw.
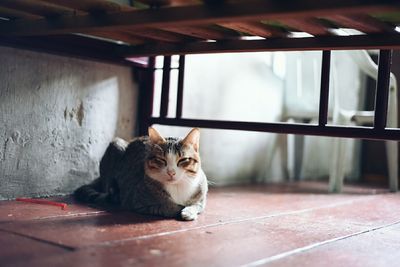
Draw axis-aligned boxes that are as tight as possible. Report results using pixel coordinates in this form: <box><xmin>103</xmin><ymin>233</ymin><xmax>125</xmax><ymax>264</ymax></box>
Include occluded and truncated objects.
<box><xmin>181</xmin><ymin>206</ymin><xmax>198</xmax><ymax>221</ymax></box>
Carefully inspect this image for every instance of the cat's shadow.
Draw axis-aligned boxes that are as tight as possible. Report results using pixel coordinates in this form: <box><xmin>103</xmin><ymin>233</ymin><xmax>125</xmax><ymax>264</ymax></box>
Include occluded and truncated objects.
<box><xmin>72</xmin><ymin>203</ymin><xmax>178</xmax><ymax>226</ymax></box>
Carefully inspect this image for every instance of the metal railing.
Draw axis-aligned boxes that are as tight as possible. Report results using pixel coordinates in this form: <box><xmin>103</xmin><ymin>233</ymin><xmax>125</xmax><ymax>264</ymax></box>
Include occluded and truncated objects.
<box><xmin>138</xmin><ymin>50</ymin><xmax>400</xmax><ymax>141</ymax></box>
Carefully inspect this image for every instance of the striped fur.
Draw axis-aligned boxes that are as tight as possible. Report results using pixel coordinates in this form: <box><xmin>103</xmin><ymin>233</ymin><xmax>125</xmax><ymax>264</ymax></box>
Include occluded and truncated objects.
<box><xmin>74</xmin><ymin>128</ymin><xmax>208</xmax><ymax>220</ymax></box>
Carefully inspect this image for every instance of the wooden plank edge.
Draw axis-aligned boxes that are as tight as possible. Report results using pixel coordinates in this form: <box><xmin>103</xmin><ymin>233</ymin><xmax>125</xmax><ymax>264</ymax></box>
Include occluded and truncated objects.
<box><xmin>0</xmin><ymin>0</ymin><xmax>398</xmax><ymax>36</ymax></box>
<box><xmin>120</xmin><ymin>33</ymin><xmax>400</xmax><ymax>57</ymax></box>
<box><xmin>0</xmin><ymin>36</ymin><xmax>135</xmax><ymax>66</ymax></box>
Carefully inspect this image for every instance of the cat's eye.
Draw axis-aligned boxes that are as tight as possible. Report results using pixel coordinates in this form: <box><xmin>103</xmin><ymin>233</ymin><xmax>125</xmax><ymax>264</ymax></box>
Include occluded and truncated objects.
<box><xmin>151</xmin><ymin>157</ymin><xmax>167</xmax><ymax>166</ymax></box>
<box><xmin>178</xmin><ymin>157</ymin><xmax>195</xmax><ymax>166</ymax></box>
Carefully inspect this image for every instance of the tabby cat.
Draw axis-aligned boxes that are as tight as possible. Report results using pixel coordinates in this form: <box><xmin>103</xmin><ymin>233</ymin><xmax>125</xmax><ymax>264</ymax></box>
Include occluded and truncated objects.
<box><xmin>74</xmin><ymin>127</ymin><xmax>208</xmax><ymax>221</ymax></box>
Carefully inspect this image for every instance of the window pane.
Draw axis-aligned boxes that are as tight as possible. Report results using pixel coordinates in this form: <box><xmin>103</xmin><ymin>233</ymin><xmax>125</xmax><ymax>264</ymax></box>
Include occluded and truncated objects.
<box><xmin>183</xmin><ymin>52</ymin><xmax>285</xmax><ymax>122</ymax></box>
<box><xmin>155</xmin><ymin>56</ymin><xmax>164</xmax><ymax>69</ymax></box>
<box><xmin>152</xmin><ymin>69</ymin><xmax>163</xmax><ymax>117</ymax></box>
<box><xmin>167</xmin><ymin>69</ymin><xmax>179</xmax><ymax>118</ymax></box>
<box><xmin>171</xmin><ymin>55</ymin><xmax>180</xmax><ymax>69</ymax></box>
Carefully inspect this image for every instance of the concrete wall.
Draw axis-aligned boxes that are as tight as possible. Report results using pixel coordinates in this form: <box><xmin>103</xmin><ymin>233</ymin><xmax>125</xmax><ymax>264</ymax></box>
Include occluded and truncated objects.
<box><xmin>0</xmin><ymin>46</ymin><xmax>138</xmax><ymax>200</ymax></box>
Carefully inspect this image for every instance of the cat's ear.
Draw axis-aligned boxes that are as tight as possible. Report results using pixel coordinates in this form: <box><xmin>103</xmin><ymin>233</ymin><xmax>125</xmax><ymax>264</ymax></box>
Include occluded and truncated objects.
<box><xmin>182</xmin><ymin>128</ymin><xmax>200</xmax><ymax>152</ymax></box>
<box><xmin>148</xmin><ymin>127</ymin><xmax>166</xmax><ymax>144</ymax></box>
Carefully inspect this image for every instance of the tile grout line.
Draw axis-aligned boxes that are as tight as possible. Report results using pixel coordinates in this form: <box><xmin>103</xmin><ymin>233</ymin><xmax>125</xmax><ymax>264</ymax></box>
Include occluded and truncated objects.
<box><xmin>0</xmin><ymin>228</ymin><xmax>76</xmax><ymax>251</ymax></box>
<box><xmin>240</xmin><ymin>219</ymin><xmax>400</xmax><ymax>267</ymax></box>
<box><xmin>0</xmin><ymin>210</ymin><xmax>108</xmax><ymax>225</ymax></box>
<box><xmin>37</xmin><ymin>210</ymin><xmax>108</xmax><ymax>220</ymax></box>
<box><xmin>80</xmin><ymin>195</ymin><xmax>378</xmax><ymax>249</ymax></box>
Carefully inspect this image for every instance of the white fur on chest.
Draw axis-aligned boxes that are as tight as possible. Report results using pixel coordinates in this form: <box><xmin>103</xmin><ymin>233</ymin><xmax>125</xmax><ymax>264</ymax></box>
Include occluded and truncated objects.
<box><xmin>164</xmin><ymin>172</ymin><xmax>203</xmax><ymax>206</ymax></box>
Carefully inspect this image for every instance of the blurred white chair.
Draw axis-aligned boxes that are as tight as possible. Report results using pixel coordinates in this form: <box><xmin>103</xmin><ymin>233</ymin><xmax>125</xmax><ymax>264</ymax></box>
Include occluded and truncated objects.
<box><xmin>329</xmin><ymin>50</ymin><xmax>398</xmax><ymax>192</ymax></box>
<box><xmin>282</xmin><ymin>51</ymin><xmax>328</xmax><ymax>181</ymax></box>
<box><xmin>281</xmin><ymin>50</ymin><xmax>398</xmax><ymax>192</ymax></box>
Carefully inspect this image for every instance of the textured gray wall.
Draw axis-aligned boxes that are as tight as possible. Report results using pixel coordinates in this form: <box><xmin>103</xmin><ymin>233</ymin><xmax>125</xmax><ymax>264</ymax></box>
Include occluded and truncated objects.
<box><xmin>0</xmin><ymin>46</ymin><xmax>138</xmax><ymax>199</ymax></box>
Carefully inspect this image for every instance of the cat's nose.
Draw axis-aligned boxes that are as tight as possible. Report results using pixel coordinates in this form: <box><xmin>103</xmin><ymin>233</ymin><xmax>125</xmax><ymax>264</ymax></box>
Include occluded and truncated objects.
<box><xmin>167</xmin><ymin>169</ymin><xmax>176</xmax><ymax>177</ymax></box>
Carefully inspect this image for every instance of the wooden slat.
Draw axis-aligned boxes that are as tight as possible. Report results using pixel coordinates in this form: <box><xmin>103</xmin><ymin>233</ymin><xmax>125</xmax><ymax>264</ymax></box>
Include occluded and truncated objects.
<box><xmin>325</xmin><ymin>14</ymin><xmax>394</xmax><ymax>33</ymax></box>
<box><xmin>0</xmin><ymin>0</ymin><xmax>80</xmax><ymax>18</ymax></box>
<box><xmin>374</xmin><ymin>13</ymin><xmax>400</xmax><ymax>25</ymax></box>
<box><xmin>0</xmin><ymin>7</ymin><xmax>42</xmax><ymax>20</ymax></box>
<box><xmin>128</xmin><ymin>28</ymin><xmax>196</xmax><ymax>43</ymax></box>
<box><xmin>0</xmin><ymin>0</ymin><xmax>397</xmax><ymax>36</ymax></box>
<box><xmin>277</xmin><ymin>18</ymin><xmax>332</xmax><ymax>36</ymax></box>
<box><xmin>161</xmin><ymin>25</ymin><xmax>238</xmax><ymax>40</ymax></box>
<box><xmin>119</xmin><ymin>33</ymin><xmax>400</xmax><ymax>57</ymax></box>
<box><xmin>83</xmin><ymin>30</ymin><xmax>147</xmax><ymax>45</ymax></box>
<box><xmin>39</xmin><ymin>0</ymin><xmax>135</xmax><ymax>13</ymax></box>
<box><xmin>219</xmin><ymin>21</ymin><xmax>287</xmax><ymax>38</ymax></box>
<box><xmin>136</xmin><ymin>0</ymin><xmax>199</xmax><ymax>7</ymax></box>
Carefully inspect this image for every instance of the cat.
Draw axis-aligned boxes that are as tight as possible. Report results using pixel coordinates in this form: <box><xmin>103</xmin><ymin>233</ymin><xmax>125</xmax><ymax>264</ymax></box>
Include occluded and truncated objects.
<box><xmin>74</xmin><ymin>127</ymin><xmax>208</xmax><ymax>221</ymax></box>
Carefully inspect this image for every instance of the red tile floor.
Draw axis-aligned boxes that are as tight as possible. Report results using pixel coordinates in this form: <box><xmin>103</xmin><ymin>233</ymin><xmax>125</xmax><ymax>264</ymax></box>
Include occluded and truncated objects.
<box><xmin>1</xmin><ymin>181</ymin><xmax>400</xmax><ymax>267</ymax></box>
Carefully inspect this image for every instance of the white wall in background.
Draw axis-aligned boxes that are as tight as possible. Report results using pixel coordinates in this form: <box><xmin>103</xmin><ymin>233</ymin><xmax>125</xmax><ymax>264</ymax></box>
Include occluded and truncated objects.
<box><xmin>154</xmin><ymin>52</ymin><xmax>286</xmax><ymax>185</ymax></box>
<box><xmin>154</xmin><ymin>51</ymin><xmax>363</xmax><ymax>185</ymax></box>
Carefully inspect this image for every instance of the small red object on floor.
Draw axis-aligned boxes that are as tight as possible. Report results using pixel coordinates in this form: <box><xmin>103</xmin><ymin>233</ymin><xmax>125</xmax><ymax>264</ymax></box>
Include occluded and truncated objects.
<box><xmin>16</xmin><ymin>198</ymin><xmax>68</xmax><ymax>210</ymax></box>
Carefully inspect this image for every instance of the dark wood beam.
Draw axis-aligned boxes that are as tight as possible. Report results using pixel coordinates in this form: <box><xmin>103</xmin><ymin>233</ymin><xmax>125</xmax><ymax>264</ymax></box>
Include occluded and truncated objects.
<box><xmin>0</xmin><ymin>6</ymin><xmax>42</xmax><ymax>20</ymax></box>
<box><xmin>120</xmin><ymin>33</ymin><xmax>400</xmax><ymax>57</ymax></box>
<box><xmin>39</xmin><ymin>0</ymin><xmax>135</xmax><ymax>13</ymax></box>
<box><xmin>0</xmin><ymin>0</ymin><xmax>397</xmax><ymax>36</ymax></box>
<box><xmin>0</xmin><ymin>0</ymin><xmax>80</xmax><ymax>18</ymax></box>
<box><xmin>0</xmin><ymin>34</ymin><xmax>133</xmax><ymax>65</ymax></box>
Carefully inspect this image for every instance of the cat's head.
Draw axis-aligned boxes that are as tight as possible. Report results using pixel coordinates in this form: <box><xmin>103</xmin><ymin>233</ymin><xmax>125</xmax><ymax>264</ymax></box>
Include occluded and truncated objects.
<box><xmin>145</xmin><ymin>127</ymin><xmax>201</xmax><ymax>185</ymax></box>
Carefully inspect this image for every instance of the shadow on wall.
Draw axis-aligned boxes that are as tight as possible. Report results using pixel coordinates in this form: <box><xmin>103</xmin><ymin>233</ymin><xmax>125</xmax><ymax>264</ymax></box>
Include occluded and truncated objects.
<box><xmin>0</xmin><ymin>46</ymin><xmax>137</xmax><ymax>199</ymax></box>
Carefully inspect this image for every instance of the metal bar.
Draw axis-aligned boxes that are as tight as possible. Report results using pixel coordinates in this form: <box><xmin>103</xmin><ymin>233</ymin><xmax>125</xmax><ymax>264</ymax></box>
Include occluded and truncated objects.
<box><xmin>160</xmin><ymin>56</ymin><xmax>172</xmax><ymax>118</ymax></box>
<box><xmin>122</xmin><ymin>33</ymin><xmax>400</xmax><ymax>57</ymax></box>
<box><xmin>149</xmin><ymin>117</ymin><xmax>400</xmax><ymax>141</ymax></box>
<box><xmin>374</xmin><ymin>49</ymin><xmax>392</xmax><ymax>129</ymax></box>
<box><xmin>137</xmin><ymin>57</ymin><xmax>155</xmax><ymax>136</ymax></box>
<box><xmin>318</xmin><ymin>50</ymin><xmax>331</xmax><ymax>126</ymax></box>
<box><xmin>176</xmin><ymin>55</ymin><xmax>185</xmax><ymax>119</ymax></box>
